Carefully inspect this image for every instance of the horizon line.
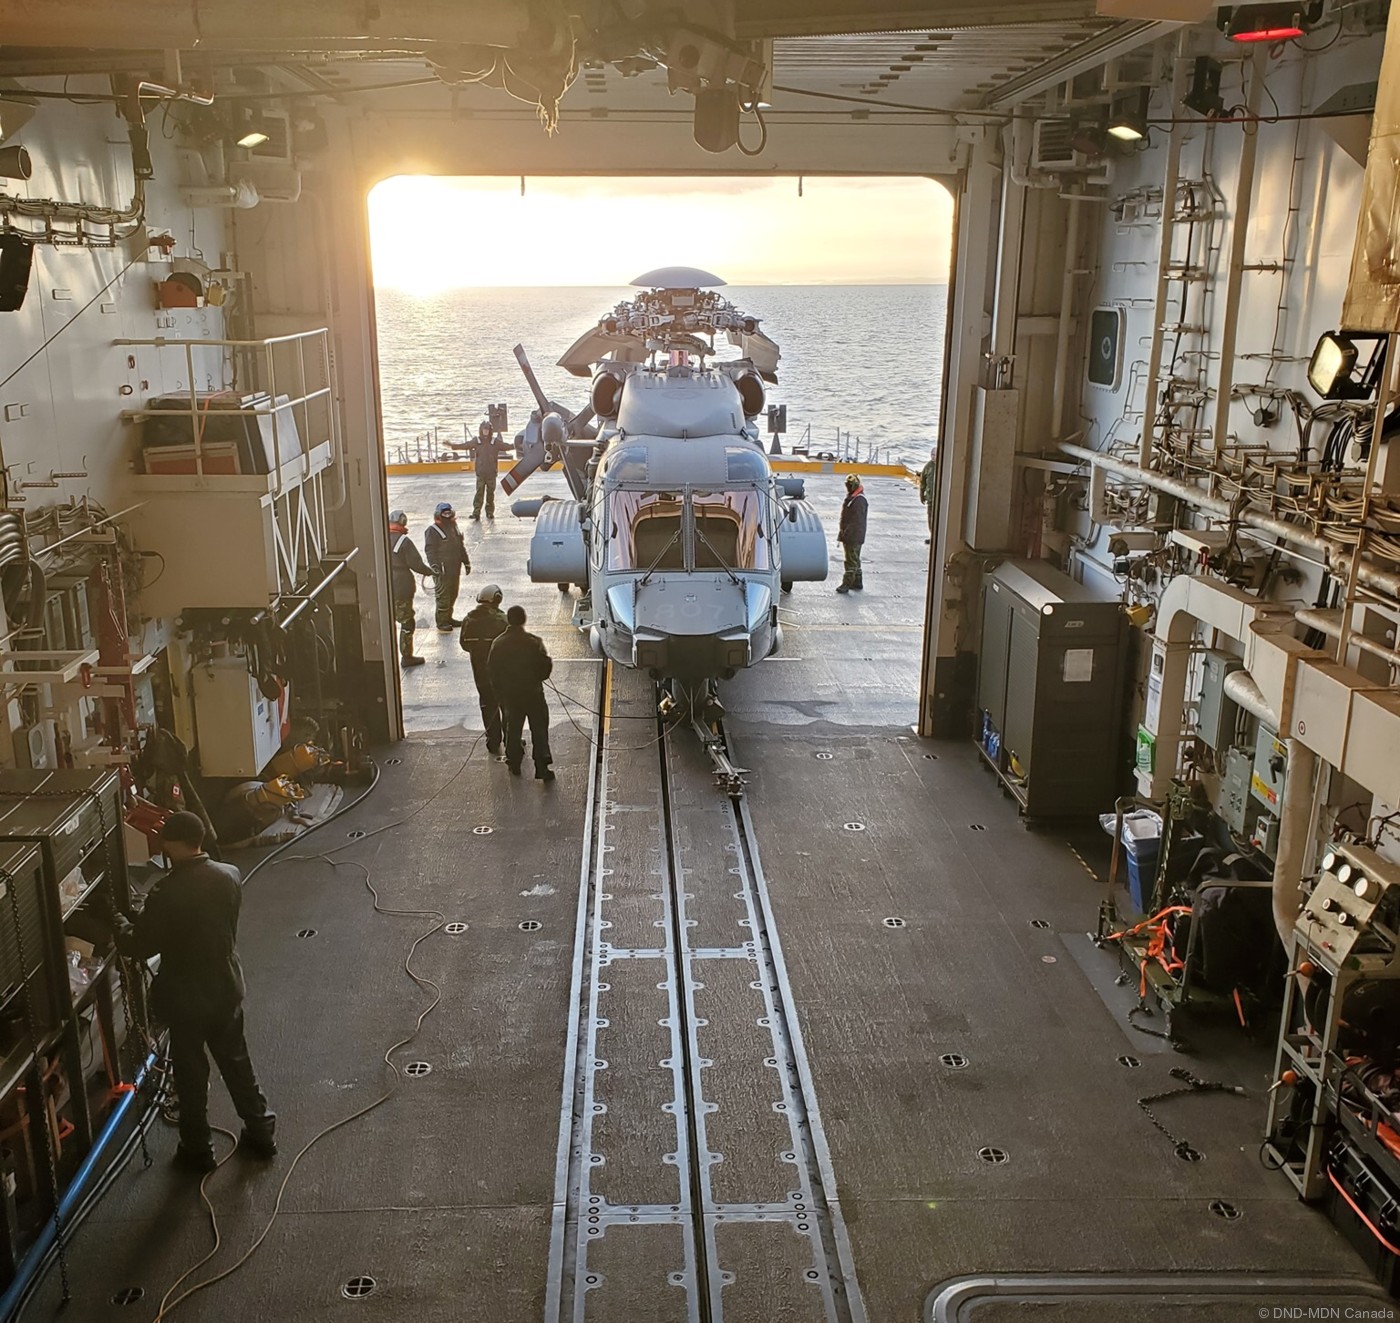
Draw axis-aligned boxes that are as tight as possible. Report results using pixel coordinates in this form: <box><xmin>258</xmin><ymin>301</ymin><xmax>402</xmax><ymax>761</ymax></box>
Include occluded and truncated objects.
<box><xmin>375</xmin><ymin>279</ymin><xmax>949</xmax><ymax>292</ymax></box>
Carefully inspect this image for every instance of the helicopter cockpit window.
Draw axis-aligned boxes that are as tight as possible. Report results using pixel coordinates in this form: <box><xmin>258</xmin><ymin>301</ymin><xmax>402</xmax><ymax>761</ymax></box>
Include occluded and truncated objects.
<box><xmin>602</xmin><ymin>446</ymin><xmax>649</xmax><ymax>484</ymax></box>
<box><xmin>693</xmin><ymin>491</ymin><xmax>768</xmax><ymax>570</ymax></box>
<box><xmin>608</xmin><ymin>491</ymin><xmax>684</xmax><ymax>571</ymax></box>
<box><xmin>724</xmin><ymin>447</ymin><xmax>767</xmax><ymax>483</ymax></box>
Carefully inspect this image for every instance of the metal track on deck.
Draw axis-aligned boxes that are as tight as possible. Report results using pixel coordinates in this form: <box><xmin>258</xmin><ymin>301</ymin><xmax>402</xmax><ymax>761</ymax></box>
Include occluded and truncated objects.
<box><xmin>545</xmin><ymin>665</ymin><xmax>866</xmax><ymax>1321</ymax></box>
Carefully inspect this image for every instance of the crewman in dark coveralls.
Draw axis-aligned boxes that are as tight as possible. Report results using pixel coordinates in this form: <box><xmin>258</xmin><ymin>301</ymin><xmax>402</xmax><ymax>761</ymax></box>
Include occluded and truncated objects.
<box><xmin>114</xmin><ymin>812</ymin><xmax>276</xmax><ymax>1172</ymax></box>
<box><xmin>423</xmin><ymin>501</ymin><xmax>470</xmax><ymax>631</ymax></box>
<box><xmin>388</xmin><ymin>508</ymin><xmax>433</xmax><ymax>667</ymax></box>
<box><xmin>459</xmin><ymin>582</ymin><xmax>508</xmax><ymax>756</ymax></box>
<box><xmin>467</xmin><ymin>420</ymin><xmax>512</xmax><ymax>520</ymax></box>
<box><xmin>487</xmin><ymin>604</ymin><xmax>555</xmax><ymax>780</ymax></box>
<box><xmin>835</xmin><ymin>473</ymin><xmax>868</xmax><ymax>593</ymax></box>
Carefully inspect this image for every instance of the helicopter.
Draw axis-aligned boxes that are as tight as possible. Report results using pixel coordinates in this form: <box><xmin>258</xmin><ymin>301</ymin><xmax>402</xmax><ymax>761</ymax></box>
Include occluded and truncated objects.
<box><xmin>502</xmin><ymin>266</ymin><xmax>829</xmax><ymax>788</ymax></box>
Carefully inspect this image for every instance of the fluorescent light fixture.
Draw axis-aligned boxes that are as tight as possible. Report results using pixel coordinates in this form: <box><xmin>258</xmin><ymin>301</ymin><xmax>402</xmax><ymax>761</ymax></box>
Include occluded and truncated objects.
<box><xmin>1107</xmin><ymin>87</ymin><xmax>1150</xmax><ymax>142</ymax></box>
<box><xmin>237</xmin><ymin>130</ymin><xmax>270</xmax><ymax>148</ymax></box>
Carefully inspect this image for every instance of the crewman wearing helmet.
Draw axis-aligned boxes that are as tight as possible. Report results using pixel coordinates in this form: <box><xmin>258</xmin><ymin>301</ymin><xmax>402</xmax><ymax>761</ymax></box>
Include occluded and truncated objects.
<box><xmin>459</xmin><ymin>582</ymin><xmax>508</xmax><ymax>757</ymax></box>
<box><xmin>388</xmin><ymin>508</ymin><xmax>433</xmax><ymax>667</ymax></box>
<box><xmin>423</xmin><ymin>500</ymin><xmax>470</xmax><ymax>631</ymax></box>
<box><xmin>835</xmin><ymin>473</ymin><xmax>868</xmax><ymax>594</ymax></box>
<box><xmin>469</xmin><ymin>419</ymin><xmax>511</xmax><ymax>520</ymax></box>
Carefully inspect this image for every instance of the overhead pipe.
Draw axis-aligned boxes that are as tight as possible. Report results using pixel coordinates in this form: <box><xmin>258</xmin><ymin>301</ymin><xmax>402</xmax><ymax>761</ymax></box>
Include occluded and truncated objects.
<box><xmin>1050</xmin><ymin>191</ymin><xmax>1085</xmax><ymax>439</ymax></box>
<box><xmin>1223</xmin><ymin>667</ymin><xmax>1278</xmax><ymax>729</ymax></box>
<box><xmin>2</xmin><ymin>0</ymin><xmax>536</xmax><ymax>48</ymax></box>
<box><xmin>1059</xmin><ymin>441</ymin><xmax>1400</xmax><ymax>600</ymax></box>
<box><xmin>1337</xmin><ymin>336</ymin><xmax>1396</xmax><ymax>662</ymax></box>
<box><xmin>1295</xmin><ymin>607</ymin><xmax>1400</xmax><ymax>671</ymax></box>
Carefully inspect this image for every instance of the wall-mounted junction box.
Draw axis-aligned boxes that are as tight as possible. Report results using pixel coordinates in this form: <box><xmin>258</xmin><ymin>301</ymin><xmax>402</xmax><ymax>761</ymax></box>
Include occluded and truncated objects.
<box><xmin>1222</xmin><ymin>745</ymin><xmax>1252</xmax><ymax>835</ymax></box>
<box><xmin>1198</xmin><ymin>649</ymin><xmax>1242</xmax><ymax>751</ymax></box>
<box><xmin>1251</xmin><ymin>730</ymin><xmax>1288</xmax><ymax>811</ymax></box>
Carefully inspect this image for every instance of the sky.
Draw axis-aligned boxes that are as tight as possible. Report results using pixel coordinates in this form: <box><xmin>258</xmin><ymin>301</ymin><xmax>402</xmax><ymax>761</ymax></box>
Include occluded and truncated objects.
<box><xmin>368</xmin><ymin>175</ymin><xmax>952</xmax><ymax>293</ymax></box>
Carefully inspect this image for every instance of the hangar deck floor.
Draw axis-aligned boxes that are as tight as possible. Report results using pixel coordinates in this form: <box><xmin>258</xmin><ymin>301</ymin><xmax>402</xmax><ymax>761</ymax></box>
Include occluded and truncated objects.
<box><xmin>19</xmin><ymin>475</ymin><xmax>1394</xmax><ymax>1322</ymax></box>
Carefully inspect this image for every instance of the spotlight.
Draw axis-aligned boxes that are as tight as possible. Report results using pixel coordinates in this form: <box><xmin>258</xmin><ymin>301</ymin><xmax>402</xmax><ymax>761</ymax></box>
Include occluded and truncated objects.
<box><xmin>233</xmin><ymin>109</ymin><xmax>270</xmax><ymax>150</ymax></box>
<box><xmin>1217</xmin><ymin>1</ymin><xmax>1323</xmax><ymax>43</ymax></box>
<box><xmin>1107</xmin><ymin>87</ymin><xmax>1150</xmax><ymax>142</ymax></box>
<box><xmin>1182</xmin><ymin>56</ymin><xmax>1224</xmax><ymax>118</ymax></box>
<box><xmin>1307</xmin><ymin>330</ymin><xmax>1386</xmax><ymax>401</ymax></box>
<box><xmin>692</xmin><ymin>86</ymin><xmax>740</xmax><ymax>153</ymax></box>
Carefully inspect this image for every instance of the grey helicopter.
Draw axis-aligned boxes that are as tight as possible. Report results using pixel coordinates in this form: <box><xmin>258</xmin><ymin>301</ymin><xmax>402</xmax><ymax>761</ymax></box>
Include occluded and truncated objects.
<box><xmin>501</xmin><ymin>266</ymin><xmax>829</xmax><ymax>789</ymax></box>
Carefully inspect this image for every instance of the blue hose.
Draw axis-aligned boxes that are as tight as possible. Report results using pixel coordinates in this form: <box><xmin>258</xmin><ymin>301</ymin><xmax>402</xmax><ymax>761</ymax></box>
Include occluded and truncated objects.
<box><xmin>0</xmin><ymin>1052</ymin><xmax>157</xmax><ymax>1321</ymax></box>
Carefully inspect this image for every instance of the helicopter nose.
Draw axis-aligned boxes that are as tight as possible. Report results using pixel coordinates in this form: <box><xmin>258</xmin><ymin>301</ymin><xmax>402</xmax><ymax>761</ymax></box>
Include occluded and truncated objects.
<box><xmin>632</xmin><ymin>578</ymin><xmax>753</xmax><ymax>677</ymax></box>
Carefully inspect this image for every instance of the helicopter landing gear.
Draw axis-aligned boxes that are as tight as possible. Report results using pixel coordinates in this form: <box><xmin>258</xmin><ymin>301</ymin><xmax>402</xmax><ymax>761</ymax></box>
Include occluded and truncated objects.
<box><xmin>657</xmin><ymin>680</ymin><xmax>748</xmax><ymax>795</ymax></box>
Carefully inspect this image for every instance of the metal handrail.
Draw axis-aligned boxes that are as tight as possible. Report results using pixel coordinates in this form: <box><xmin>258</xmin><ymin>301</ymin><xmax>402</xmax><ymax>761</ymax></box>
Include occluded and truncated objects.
<box><xmin>115</xmin><ymin>329</ymin><xmax>342</xmax><ymax>499</ymax></box>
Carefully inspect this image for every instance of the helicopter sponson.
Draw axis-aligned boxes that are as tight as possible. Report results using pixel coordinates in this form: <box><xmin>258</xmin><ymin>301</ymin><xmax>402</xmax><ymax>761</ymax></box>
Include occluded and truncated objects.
<box><xmin>508</xmin><ymin>272</ymin><xmax>828</xmax><ymax>683</ymax></box>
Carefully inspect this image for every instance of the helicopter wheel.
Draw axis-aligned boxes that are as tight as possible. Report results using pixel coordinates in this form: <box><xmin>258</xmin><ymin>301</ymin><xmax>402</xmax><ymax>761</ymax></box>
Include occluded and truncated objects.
<box><xmin>781</xmin><ymin>580</ymin><xmax>793</xmax><ymax>594</ymax></box>
<box><xmin>557</xmin><ymin>582</ymin><xmax>571</xmax><ymax>592</ymax></box>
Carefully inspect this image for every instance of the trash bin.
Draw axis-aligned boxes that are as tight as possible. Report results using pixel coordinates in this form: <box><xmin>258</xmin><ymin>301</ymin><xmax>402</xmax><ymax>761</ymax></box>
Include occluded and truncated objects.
<box><xmin>1102</xmin><ymin>809</ymin><xmax>1162</xmax><ymax>913</ymax></box>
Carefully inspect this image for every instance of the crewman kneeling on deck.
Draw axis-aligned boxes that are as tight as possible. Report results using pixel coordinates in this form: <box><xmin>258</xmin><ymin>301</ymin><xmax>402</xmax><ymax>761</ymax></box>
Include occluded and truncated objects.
<box><xmin>459</xmin><ymin>582</ymin><xmax>508</xmax><ymax>757</ymax></box>
<box><xmin>424</xmin><ymin>501</ymin><xmax>470</xmax><ymax>632</ymax></box>
<box><xmin>836</xmin><ymin>473</ymin><xmax>868</xmax><ymax>593</ymax></box>
<box><xmin>488</xmin><ymin>604</ymin><xmax>555</xmax><ymax>781</ymax></box>
<box><xmin>114</xmin><ymin>812</ymin><xmax>277</xmax><ymax>1173</ymax></box>
<box><xmin>389</xmin><ymin>508</ymin><xmax>433</xmax><ymax>668</ymax></box>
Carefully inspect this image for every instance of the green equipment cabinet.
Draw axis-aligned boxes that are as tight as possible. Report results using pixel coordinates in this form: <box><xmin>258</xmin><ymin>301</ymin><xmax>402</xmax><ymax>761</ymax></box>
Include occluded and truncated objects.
<box><xmin>976</xmin><ymin>559</ymin><xmax>1128</xmax><ymax>818</ymax></box>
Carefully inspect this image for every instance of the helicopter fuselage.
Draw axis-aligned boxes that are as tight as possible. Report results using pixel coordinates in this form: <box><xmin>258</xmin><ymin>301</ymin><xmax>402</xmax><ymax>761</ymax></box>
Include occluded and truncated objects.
<box><xmin>520</xmin><ymin>367</ymin><xmax>827</xmax><ymax>682</ymax></box>
<box><xmin>510</xmin><ymin>274</ymin><xmax>829</xmax><ymax>686</ymax></box>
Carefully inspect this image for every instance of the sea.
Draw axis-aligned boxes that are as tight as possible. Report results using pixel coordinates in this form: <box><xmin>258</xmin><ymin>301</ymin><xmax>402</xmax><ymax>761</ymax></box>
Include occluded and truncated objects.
<box><xmin>374</xmin><ymin>284</ymin><xmax>946</xmax><ymax>469</ymax></box>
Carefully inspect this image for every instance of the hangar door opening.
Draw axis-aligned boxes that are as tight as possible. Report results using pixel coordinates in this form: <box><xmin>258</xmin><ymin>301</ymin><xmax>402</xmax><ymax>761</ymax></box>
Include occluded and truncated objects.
<box><xmin>366</xmin><ymin>174</ymin><xmax>951</xmax><ymax>737</ymax></box>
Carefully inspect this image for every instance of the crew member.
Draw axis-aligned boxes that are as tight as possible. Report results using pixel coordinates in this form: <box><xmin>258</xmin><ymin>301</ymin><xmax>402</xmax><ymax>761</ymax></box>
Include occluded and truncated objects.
<box><xmin>114</xmin><ymin>812</ymin><xmax>276</xmax><ymax>1172</ymax></box>
<box><xmin>389</xmin><ymin>508</ymin><xmax>433</xmax><ymax>668</ymax></box>
<box><xmin>459</xmin><ymin>583</ymin><xmax>508</xmax><ymax>757</ymax></box>
<box><xmin>919</xmin><ymin>446</ymin><xmax>936</xmax><ymax>545</ymax></box>
<box><xmin>468</xmin><ymin>420</ymin><xmax>511</xmax><ymax>520</ymax></box>
<box><xmin>836</xmin><ymin>473</ymin><xmax>868</xmax><ymax>593</ymax></box>
<box><xmin>424</xmin><ymin>501</ymin><xmax>470</xmax><ymax>632</ymax></box>
<box><xmin>487</xmin><ymin>604</ymin><xmax>554</xmax><ymax>781</ymax></box>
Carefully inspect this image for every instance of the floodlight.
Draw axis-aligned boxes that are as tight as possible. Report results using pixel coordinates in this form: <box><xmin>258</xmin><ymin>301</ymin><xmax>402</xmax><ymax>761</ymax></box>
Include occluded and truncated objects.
<box><xmin>1307</xmin><ymin>331</ymin><xmax>1387</xmax><ymax>401</ymax></box>
<box><xmin>1107</xmin><ymin>88</ymin><xmax>1150</xmax><ymax>142</ymax></box>
<box><xmin>1182</xmin><ymin>56</ymin><xmax>1224</xmax><ymax>118</ymax></box>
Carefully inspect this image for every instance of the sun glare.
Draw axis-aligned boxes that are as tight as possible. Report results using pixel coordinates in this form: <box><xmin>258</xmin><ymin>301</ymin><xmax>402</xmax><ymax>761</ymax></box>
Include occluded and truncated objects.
<box><xmin>368</xmin><ymin>176</ymin><xmax>951</xmax><ymax>293</ymax></box>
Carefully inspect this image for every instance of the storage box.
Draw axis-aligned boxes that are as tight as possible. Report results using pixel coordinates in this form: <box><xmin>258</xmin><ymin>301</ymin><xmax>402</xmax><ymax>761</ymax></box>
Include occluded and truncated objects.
<box><xmin>1326</xmin><ymin>1139</ymin><xmax>1400</xmax><ymax>1297</ymax></box>
<box><xmin>142</xmin><ymin>391</ymin><xmax>301</xmax><ymax>476</ymax></box>
<box><xmin>141</xmin><ymin>441</ymin><xmax>241</xmax><ymax>475</ymax></box>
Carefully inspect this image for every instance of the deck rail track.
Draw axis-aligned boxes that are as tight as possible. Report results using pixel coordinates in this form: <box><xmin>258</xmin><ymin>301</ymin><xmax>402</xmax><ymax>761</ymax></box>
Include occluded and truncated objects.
<box><xmin>545</xmin><ymin>668</ymin><xmax>866</xmax><ymax>1321</ymax></box>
